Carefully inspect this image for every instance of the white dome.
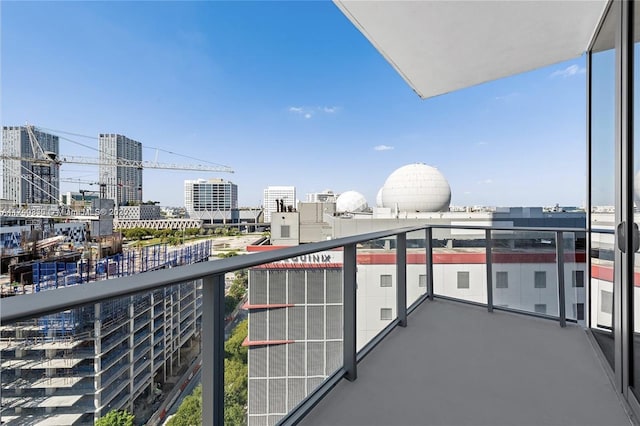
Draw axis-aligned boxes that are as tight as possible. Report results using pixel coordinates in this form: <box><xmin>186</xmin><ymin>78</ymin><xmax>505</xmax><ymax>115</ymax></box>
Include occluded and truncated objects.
<box><xmin>336</xmin><ymin>191</ymin><xmax>368</xmax><ymax>213</ymax></box>
<box><xmin>381</xmin><ymin>163</ymin><xmax>451</xmax><ymax>212</ymax></box>
<box><xmin>376</xmin><ymin>187</ymin><xmax>384</xmax><ymax>207</ymax></box>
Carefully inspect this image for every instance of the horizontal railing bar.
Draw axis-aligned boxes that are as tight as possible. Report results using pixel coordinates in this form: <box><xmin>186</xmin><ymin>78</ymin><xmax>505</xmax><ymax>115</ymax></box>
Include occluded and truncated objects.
<box><xmin>591</xmin><ymin>228</ymin><xmax>615</xmax><ymax>234</ymax></box>
<box><xmin>1</xmin><ymin>224</ymin><xmax>588</xmax><ymax>323</ymax></box>
<box><xmin>428</xmin><ymin>224</ymin><xmax>587</xmax><ymax>233</ymax></box>
<box><xmin>433</xmin><ymin>294</ymin><xmax>489</xmax><ymax>309</ymax></box>
<box><xmin>1</xmin><ymin>226</ymin><xmax>420</xmax><ymax>323</ymax></box>
<box><xmin>433</xmin><ymin>294</ymin><xmax>579</xmax><ymax>324</ymax></box>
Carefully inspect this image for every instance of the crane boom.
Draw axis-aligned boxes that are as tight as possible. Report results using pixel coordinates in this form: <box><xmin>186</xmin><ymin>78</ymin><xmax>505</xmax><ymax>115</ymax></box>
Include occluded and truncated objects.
<box><xmin>0</xmin><ymin>154</ymin><xmax>234</xmax><ymax>173</ymax></box>
<box><xmin>59</xmin><ymin>155</ymin><xmax>234</xmax><ymax>172</ymax></box>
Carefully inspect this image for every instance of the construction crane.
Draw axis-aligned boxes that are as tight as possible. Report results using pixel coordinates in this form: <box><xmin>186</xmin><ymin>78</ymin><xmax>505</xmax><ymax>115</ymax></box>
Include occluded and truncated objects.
<box><xmin>2</xmin><ymin>125</ymin><xmax>234</xmax><ymax>173</ymax></box>
<box><xmin>0</xmin><ymin>124</ymin><xmax>234</xmax><ymax>217</ymax></box>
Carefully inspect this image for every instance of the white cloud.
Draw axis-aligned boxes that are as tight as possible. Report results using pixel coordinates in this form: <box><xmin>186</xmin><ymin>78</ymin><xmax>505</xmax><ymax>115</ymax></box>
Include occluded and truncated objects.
<box><xmin>494</xmin><ymin>92</ymin><xmax>519</xmax><ymax>101</ymax></box>
<box><xmin>476</xmin><ymin>141</ymin><xmax>488</xmax><ymax>146</ymax></box>
<box><xmin>373</xmin><ymin>145</ymin><xmax>394</xmax><ymax>151</ymax></box>
<box><xmin>550</xmin><ymin>64</ymin><xmax>585</xmax><ymax>78</ymax></box>
<box><xmin>288</xmin><ymin>105</ymin><xmax>341</xmax><ymax>118</ymax></box>
<box><xmin>477</xmin><ymin>179</ymin><xmax>493</xmax><ymax>184</ymax></box>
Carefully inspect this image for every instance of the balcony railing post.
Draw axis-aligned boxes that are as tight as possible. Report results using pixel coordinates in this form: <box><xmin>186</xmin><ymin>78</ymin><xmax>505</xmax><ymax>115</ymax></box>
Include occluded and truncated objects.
<box><xmin>202</xmin><ymin>274</ymin><xmax>225</xmax><ymax>425</ymax></box>
<box><xmin>343</xmin><ymin>243</ymin><xmax>357</xmax><ymax>381</ymax></box>
<box><xmin>556</xmin><ymin>231</ymin><xmax>567</xmax><ymax>327</ymax></box>
<box><xmin>426</xmin><ymin>227</ymin><xmax>434</xmax><ymax>300</ymax></box>
<box><xmin>485</xmin><ymin>229</ymin><xmax>493</xmax><ymax>313</ymax></box>
<box><xmin>397</xmin><ymin>232</ymin><xmax>407</xmax><ymax>327</ymax></box>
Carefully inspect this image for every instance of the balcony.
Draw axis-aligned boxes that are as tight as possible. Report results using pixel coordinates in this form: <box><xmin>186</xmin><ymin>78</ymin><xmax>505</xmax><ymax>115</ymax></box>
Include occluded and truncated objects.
<box><xmin>0</xmin><ymin>225</ymin><xmax>632</xmax><ymax>425</ymax></box>
<box><xmin>300</xmin><ymin>298</ymin><xmax>629</xmax><ymax>426</ymax></box>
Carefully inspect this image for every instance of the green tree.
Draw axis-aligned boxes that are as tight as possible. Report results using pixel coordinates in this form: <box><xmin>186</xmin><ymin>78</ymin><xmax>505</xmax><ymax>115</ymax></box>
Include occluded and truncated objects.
<box><xmin>96</xmin><ymin>410</ymin><xmax>135</xmax><ymax>426</ymax></box>
<box><xmin>167</xmin><ymin>385</ymin><xmax>202</xmax><ymax>426</ymax></box>
<box><xmin>168</xmin><ymin>320</ymin><xmax>248</xmax><ymax>426</ymax></box>
<box><xmin>225</xmin><ymin>319</ymin><xmax>248</xmax><ymax>363</ymax></box>
<box><xmin>225</xmin><ymin>295</ymin><xmax>239</xmax><ymax>316</ymax></box>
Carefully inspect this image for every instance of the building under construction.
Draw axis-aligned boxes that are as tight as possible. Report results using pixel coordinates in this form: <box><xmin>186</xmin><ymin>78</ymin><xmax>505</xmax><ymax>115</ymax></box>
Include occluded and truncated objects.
<box><xmin>0</xmin><ymin>240</ymin><xmax>212</xmax><ymax>425</ymax></box>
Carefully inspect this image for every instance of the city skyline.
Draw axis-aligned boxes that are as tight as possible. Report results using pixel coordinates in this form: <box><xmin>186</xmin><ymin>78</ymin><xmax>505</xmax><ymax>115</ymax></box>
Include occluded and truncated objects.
<box><xmin>2</xmin><ymin>1</ymin><xmax>586</xmax><ymax>208</ymax></box>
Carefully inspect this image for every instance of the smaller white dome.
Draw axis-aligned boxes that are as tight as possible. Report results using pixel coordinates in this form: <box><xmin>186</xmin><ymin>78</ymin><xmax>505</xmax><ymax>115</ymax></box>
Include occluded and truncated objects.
<box><xmin>336</xmin><ymin>191</ymin><xmax>368</xmax><ymax>213</ymax></box>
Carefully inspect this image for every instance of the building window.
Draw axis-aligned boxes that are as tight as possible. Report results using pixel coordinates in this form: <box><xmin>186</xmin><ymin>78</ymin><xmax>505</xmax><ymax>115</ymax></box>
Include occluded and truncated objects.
<box><xmin>380</xmin><ymin>308</ymin><xmax>393</xmax><ymax>320</ymax></box>
<box><xmin>534</xmin><ymin>304</ymin><xmax>547</xmax><ymax>314</ymax></box>
<box><xmin>457</xmin><ymin>271</ymin><xmax>470</xmax><ymax>289</ymax></box>
<box><xmin>534</xmin><ymin>271</ymin><xmax>546</xmax><ymax>289</ymax></box>
<box><xmin>380</xmin><ymin>275</ymin><xmax>392</xmax><ymax>287</ymax></box>
<box><xmin>496</xmin><ymin>271</ymin><xmax>508</xmax><ymax>288</ymax></box>
<box><xmin>601</xmin><ymin>290</ymin><xmax>613</xmax><ymax>315</ymax></box>
<box><xmin>573</xmin><ymin>303</ymin><xmax>585</xmax><ymax>321</ymax></box>
<box><xmin>572</xmin><ymin>270</ymin><xmax>584</xmax><ymax>288</ymax></box>
<box><xmin>280</xmin><ymin>225</ymin><xmax>290</xmax><ymax>238</ymax></box>
<box><xmin>418</xmin><ymin>274</ymin><xmax>427</xmax><ymax>287</ymax></box>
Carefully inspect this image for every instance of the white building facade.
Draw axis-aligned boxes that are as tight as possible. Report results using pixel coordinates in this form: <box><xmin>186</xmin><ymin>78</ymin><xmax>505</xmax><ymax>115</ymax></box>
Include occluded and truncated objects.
<box><xmin>1</xmin><ymin>126</ymin><xmax>59</xmax><ymax>205</ymax></box>
<box><xmin>184</xmin><ymin>178</ymin><xmax>238</xmax><ymax>224</ymax></box>
<box><xmin>98</xmin><ymin>134</ymin><xmax>143</xmax><ymax>206</ymax></box>
<box><xmin>263</xmin><ymin>186</ymin><xmax>296</xmax><ymax>222</ymax></box>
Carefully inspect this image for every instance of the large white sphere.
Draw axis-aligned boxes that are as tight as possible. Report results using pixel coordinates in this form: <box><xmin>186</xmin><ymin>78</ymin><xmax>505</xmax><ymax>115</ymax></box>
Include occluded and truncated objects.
<box><xmin>336</xmin><ymin>191</ymin><xmax>369</xmax><ymax>213</ymax></box>
<box><xmin>381</xmin><ymin>163</ymin><xmax>451</xmax><ymax>212</ymax></box>
<box><xmin>376</xmin><ymin>187</ymin><xmax>384</xmax><ymax>208</ymax></box>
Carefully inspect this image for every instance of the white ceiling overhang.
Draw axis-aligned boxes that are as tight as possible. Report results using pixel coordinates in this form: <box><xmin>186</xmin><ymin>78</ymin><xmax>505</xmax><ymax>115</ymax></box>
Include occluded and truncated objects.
<box><xmin>334</xmin><ymin>0</ymin><xmax>610</xmax><ymax>99</ymax></box>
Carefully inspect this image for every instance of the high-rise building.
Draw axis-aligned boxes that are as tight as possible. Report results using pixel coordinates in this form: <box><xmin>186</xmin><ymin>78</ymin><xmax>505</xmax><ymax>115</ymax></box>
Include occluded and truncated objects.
<box><xmin>99</xmin><ymin>134</ymin><xmax>143</xmax><ymax>206</ymax></box>
<box><xmin>184</xmin><ymin>178</ymin><xmax>238</xmax><ymax>224</ymax></box>
<box><xmin>1</xmin><ymin>126</ymin><xmax>59</xmax><ymax>205</ymax></box>
<box><xmin>263</xmin><ymin>186</ymin><xmax>296</xmax><ymax>222</ymax></box>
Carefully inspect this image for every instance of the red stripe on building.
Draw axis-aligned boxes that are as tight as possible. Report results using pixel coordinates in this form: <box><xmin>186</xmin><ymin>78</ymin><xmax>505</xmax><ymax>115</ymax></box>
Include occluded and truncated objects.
<box><xmin>243</xmin><ymin>303</ymin><xmax>294</xmax><ymax>310</ymax></box>
<box><xmin>247</xmin><ymin>245</ymin><xmax>585</xmax><ymax>264</ymax></box>
<box><xmin>242</xmin><ymin>337</ymin><xmax>293</xmax><ymax>347</ymax></box>
<box><xmin>252</xmin><ymin>263</ymin><xmax>342</xmax><ymax>269</ymax></box>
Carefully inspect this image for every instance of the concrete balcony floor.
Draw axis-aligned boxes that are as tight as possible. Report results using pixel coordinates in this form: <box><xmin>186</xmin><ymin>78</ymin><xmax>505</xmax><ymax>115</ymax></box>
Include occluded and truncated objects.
<box><xmin>301</xmin><ymin>299</ymin><xmax>633</xmax><ymax>426</ymax></box>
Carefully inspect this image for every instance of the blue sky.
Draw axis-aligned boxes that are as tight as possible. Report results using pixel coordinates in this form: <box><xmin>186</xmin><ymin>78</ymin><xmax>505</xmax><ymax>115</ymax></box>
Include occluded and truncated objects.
<box><xmin>2</xmin><ymin>1</ymin><xmax>588</xmax><ymax>208</ymax></box>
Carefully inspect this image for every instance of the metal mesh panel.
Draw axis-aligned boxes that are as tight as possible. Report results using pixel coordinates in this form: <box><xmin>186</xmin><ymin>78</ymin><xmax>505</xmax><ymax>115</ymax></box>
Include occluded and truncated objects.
<box><xmin>248</xmin><ymin>378</ymin><xmax>267</xmax><ymax>414</ymax></box>
<box><xmin>250</xmin><ymin>310</ymin><xmax>268</xmax><ymax>342</ymax></box>
<box><xmin>307</xmin><ymin>377</ymin><xmax>324</xmax><ymax>393</ymax></box>
<box><xmin>307</xmin><ymin>270</ymin><xmax>325</xmax><ymax>304</ymax></box>
<box><xmin>269</xmin><ymin>415</ymin><xmax>284</xmax><ymax>426</ymax></box>
<box><xmin>288</xmin><ymin>306</ymin><xmax>305</xmax><ymax>340</ymax></box>
<box><xmin>268</xmin><ymin>308</ymin><xmax>286</xmax><ymax>341</ymax></box>
<box><xmin>250</xmin><ymin>270</ymin><xmax>268</xmax><ymax>304</ymax></box>
<box><xmin>326</xmin><ymin>270</ymin><xmax>342</xmax><ymax>303</ymax></box>
<box><xmin>268</xmin><ymin>378</ymin><xmax>287</xmax><ymax>415</ymax></box>
<box><xmin>268</xmin><ymin>271</ymin><xmax>286</xmax><ymax>304</ymax></box>
<box><xmin>249</xmin><ymin>346</ymin><xmax>268</xmax><ymax>377</ymax></box>
<box><xmin>288</xmin><ymin>378</ymin><xmax>306</xmax><ymax>411</ymax></box>
<box><xmin>248</xmin><ymin>415</ymin><xmax>268</xmax><ymax>426</ymax></box>
<box><xmin>268</xmin><ymin>344</ymin><xmax>287</xmax><ymax>377</ymax></box>
<box><xmin>307</xmin><ymin>306</ymin><xmax>325</xmax><ymax>340</ymax></box>
<box><xmin>307</xmin><ymin>342</ymin><xmax>325</xmax><ymax>376</ymax></box>
<box><xmin>288</xmin><ymin>342</ymin><xmax>305</xmax><ymax>376</ymax></box>
<box><xmin>326</xmin><ymin>341</ymin><xmax>343</xmax><ymax>373</ymax></box>
<box><xmin>326</xmin><ymin>306</ymin><xmax>342</xmax><ymax>340</ymax></box>
<box><xmin>288</xmin><ymin>271</ymin><xmax>306</xmax><ymax>304</ymax></box>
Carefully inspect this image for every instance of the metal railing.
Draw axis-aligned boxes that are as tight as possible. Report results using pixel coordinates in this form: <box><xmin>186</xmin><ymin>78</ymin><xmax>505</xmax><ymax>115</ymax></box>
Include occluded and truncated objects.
<box><xmin>0</xmin><ymin>224</ymin><xmax>588</xmax><ymax>425</ymax></box>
